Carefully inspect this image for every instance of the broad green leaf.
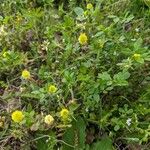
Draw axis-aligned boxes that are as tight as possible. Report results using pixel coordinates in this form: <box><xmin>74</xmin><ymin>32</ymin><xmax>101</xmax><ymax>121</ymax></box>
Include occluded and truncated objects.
<box><xmin>91</xmin><ymin>137</ymin><xmax>113</xmax><ymax>150</ymax></box>
<box><xmin>98</xmin><ymin>72</ymin><xmax>112</xmax><ymax>81</ymax></box>
<box><xmin>36</xmin><ymin>138</ymin><xmax>49</xmax><ymax>150</ymax></box>
<box><xmin>114</xmin><ymin>125</ymin><xmax>120</xmax><ymax>131</ymax></box>
<box><xmin>62</xmin><ymin>117</ymin><xmax>86</xmax><ymax>150</ymax></box>
<box><xmin>113</xmin><ymin>71</ymin><xmax>130</xmax><ymax>86</ymax></box>
<box><xmin>74</xmin><ymin>7</ymin><xmax>84</xmax><ymax>16</ymax></box>
<box><xmin>134</xmin><ymin>38</ymin><xmax>143</xmax><ymax>50</ymax></box>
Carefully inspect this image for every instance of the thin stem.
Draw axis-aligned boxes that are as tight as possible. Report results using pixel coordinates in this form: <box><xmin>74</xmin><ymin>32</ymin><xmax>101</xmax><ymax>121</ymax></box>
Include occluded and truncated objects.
<box><xmin>30</xmin><ymin>135</ymin><xmax>50</xmax><ymax>142</ymax></box>
<box><xmin>57</xmin><ymin>140</ymin><xmax>75</xmax><ymax>148</ymax></box>
<box><xmin>29</xmin><ymin>135</ymin><xmax>75</xmax><ymax>148</ymax></box>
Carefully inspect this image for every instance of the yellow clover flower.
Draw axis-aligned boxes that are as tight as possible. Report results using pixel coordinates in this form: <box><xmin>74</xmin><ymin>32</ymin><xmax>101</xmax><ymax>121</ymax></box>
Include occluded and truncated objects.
<box><xmin>48</xmin><ymin>85</ymin><xmax>57</xmax><ymax>93</ymax></box>
<box><xmin>133</xmin><ymin>53</ymin><xmax>141</xmax><ymax>61</ymax></box>
<box><xmin>44</xmin><ymin>114</ymin><xmax>54</xmax><ymax>125</ymax></box>
<box><xmin>11</xmin><ymin>110</ymin><xmax>24</xmax><ymax>123</ymax></box>
<box><xmin>87</xmin><ymin>3</ymin><xmax>93</xmax><ymax>9</ymax></box>
<box><xmin>21</xmin><ymin>69</ymin><xmax>31</xmax><ymax>79</ymax></box>
<box><xmin>60</xmin><ymin>108</ymin><xmax>70</xmax><ymax>120</ymax></box>
<box><xmin>78</xmin><ymin>33</ymin><xmax>88</xmax><ymax>45</ymax></box>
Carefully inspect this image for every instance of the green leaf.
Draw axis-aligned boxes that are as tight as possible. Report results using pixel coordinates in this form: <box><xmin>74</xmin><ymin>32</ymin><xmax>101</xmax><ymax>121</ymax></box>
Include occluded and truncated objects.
<box><xmin>125</xmin><ymin>15</ymin><xmax>134</xmax><ymax>23</ymax></box>
<box><xmin>98</xmin><ymin>72</ymin><xmax>113</xmax><ymax>90</ymax></box>
<box><xmin>63</xmin><ymin>15</ymin><xmax>75</xmax><ymax>28</ymax></box>
<box><xmin>98</xmin><ymin>72</ymin><xmax>112</xmax><ymax>81</ymax></box>
<box><xmin>91</xmin><ymin>137</ymin><xmax>113</xmax><ymax>150</ymax></box>
<box><xmin>74</xmin><ymin>7</ymin><xmax>84</xmax><ymax>16</ymax></box>
<box><xmin>144</xmin><ymin>0</ymin><xmax>150</xmax><ymax>8</ymax></box>
<box><xmin>134</xmin><ymin>38</ymin><xmax>143</xmax><ymax>50</ymax></box>
<box><xmin>36</xmin><ymin>133</ymin><xmax>57</xmax><ymax>150</ymax></box>
<box><xmin>62</xmin><ymin>116</ymin><xmax>86</xmax><ymax>150</ymax></box>
<box><xmin>113</xmin><ymin>71</ymin><xmax>130</xmax><ymax>86</ymax></box>
<box><xmin>122</xmin><ymin>137</ymin><xmax>139</xmax><ymax>142</ymax></box>
<box><xmin>114</xmin><ymin>125</ymin><xmax>120</xmax><ymax>131</ymax></box>
<box><xmin>36</xmin><ymin>138</ymin><xmax>49</xmax><ymax>150</ymax></box>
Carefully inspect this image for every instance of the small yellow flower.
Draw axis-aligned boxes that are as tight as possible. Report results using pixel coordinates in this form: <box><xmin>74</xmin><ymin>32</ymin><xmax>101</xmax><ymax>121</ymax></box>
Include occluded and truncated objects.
<box><xmin>87</xmin><ymin>3</ymin><xmax>93</xmax><ymax>9</ymax></box>
<box><xmin>133</xmin><ymin>54</ymin><xmax>141</xmax><ymax>60</ymax></box>
<box><xmin>78</xmin><ymin>33</ymin><xmax>88</xmax><ymax>45</ymax></box>
<box><xmin>21</xmin><ymin>69</ymin><xmax>30</xmax><ymax>79</ymax></box>
<box><xmin>11</xmin><ymin>110</ymin><xmax>24</xmax><ymax>123</ymax></box>
<box><xmin>48</xmin><ymin>85</ymin><xmax>57</xmax><ymax>93</ymax></box>
<box><xmin>44</xmin><ymin>114</ymin><xmax>54</xmax><ymax>125</ymax></box>
<box><xmin>60</xmin><ymin>108</ymin><xmax>70</xmax><ymax>120</ymax></box>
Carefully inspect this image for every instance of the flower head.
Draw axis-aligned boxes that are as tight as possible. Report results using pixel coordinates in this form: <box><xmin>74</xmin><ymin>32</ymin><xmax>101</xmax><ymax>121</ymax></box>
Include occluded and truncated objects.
<box><xmin>21</xmin><ymin>69</ymin><xmax>30</xmax><ymax>79</ymax></box>
<box><xmin>133</xmin><ymin>54</ymin><xmax>141</xmax><ymax>61</ymax></box>
<box><xmin>126</xmin><ymin>118</ymin><xmax>132</xmax><ymax>126</ymax></box>
<box><xmin>60</xmin><ymin>108</ymin><xmax>70</xmax><ymax>120</ymax></box>
<box><xmin>87</xmin><ymin>3</ymin><xmax>93</xmax><ymax>9</ymax></box>
<box><xmin>78</xmin><ymin>33</ymin><xmax>88</xmax><ymax>45</ymax></box>
<box><xmin>41</xmin><ymin>40</ymin><xmax>50</xmax><ymax>51</ymax></box>
<box><xmin>11</xmin><ymin>110</ymin><xmax>24</xmax><ymax>123</ymax></box>
<box><xmin>44</xmin><ymin>114</ymin><xmax>54</xmax><ymax>125</ymax></box>
<box><xmin>48</xmin><ymin>85</ymin><xmax>57</xmax><ymax>93</ymax></box>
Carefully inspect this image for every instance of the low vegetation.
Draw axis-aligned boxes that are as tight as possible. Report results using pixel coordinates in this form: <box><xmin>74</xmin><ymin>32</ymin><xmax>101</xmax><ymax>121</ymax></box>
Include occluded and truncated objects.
<box><xmin>0</xmin><ymin>0</ymin><xmax>150</xmax><ymax>149</ymax></box>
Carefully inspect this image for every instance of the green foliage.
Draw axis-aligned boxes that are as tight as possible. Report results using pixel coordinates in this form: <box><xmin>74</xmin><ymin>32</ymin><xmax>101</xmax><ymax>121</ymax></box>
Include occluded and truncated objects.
<box><xmin>36</xmin><ymin>133</ymin><xmax>57</xmax><ymax>150</ymax></box>
<box><xmin>0</xmin><ymin>51</ymin><xmax>26</xmax><ymax>72</ymax></box>
<box><xmin>0</xmin><ymin>0</ymin><xmax>150</xmax><ymax>149</ymax></box>
<box><xmin>62</xmin><ymin>117</ymin><xmax>86</xmax><ymax>150</ymax></box>
<box><xmin>91</xmin><ymin>138</ymin><xmax>113</xmax><ymax>150</ymax></box>
<box><xmin>143</xmin><ymin>0</ymin><xmax>150</xmax><ymax>7</ymax></box>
